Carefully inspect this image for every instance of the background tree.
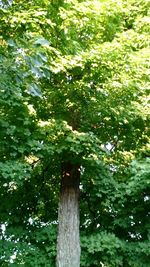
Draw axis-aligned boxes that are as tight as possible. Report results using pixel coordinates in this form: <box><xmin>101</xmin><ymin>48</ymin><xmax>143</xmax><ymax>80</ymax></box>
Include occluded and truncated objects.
<box><xmin>0</xmin><ymin>0</ymin><xmax>150</xmax><ymax>266</ymax></box>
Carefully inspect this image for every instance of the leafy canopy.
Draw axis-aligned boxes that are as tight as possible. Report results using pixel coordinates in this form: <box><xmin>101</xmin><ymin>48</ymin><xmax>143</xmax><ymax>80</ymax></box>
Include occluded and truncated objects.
<box><xmin>0</xmin><ymin>0</ymin><xmax>150</xmax><ymax>266</ymax></box>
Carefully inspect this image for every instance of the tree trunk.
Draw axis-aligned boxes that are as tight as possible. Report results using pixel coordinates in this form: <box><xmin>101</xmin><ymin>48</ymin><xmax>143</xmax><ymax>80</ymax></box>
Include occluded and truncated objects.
<box><xmin>56</xmin><ymin>162</ymin><xmax>80</xmax><ymax>267</ymax></box>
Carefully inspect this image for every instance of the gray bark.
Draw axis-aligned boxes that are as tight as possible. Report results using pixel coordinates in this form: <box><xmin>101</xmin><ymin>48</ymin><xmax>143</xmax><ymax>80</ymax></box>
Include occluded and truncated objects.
<box><xmin>56</xmin><ymin>162</ymin><xmax>80</xmax><ymax>267</ymax></box>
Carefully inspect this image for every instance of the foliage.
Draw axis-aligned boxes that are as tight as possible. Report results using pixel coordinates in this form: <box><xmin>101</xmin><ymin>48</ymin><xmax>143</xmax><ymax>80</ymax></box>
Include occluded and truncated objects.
<box><xmin>0</xmin><ymin>0</ymin><xmax>150</xmax><ymax>266</ymax></box>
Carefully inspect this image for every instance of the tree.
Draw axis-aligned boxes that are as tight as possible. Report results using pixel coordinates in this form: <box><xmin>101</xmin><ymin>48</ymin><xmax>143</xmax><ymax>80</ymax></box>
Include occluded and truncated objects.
<box><xmin>0</xmin><ymin>0</ymin><xmax>150</xmax><ymax>266</ymax></box>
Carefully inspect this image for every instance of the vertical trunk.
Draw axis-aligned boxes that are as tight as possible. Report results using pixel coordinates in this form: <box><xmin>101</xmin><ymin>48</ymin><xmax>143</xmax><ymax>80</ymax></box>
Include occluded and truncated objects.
<box><xmin>56</xmin><ymin>162</ymin><xmax>80</xmax><ymax>267</ymax></box>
